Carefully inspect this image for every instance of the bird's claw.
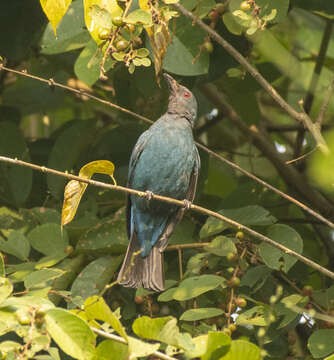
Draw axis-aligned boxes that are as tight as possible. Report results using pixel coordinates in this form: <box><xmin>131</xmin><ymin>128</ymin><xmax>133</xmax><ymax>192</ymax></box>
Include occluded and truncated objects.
<box><xmin>145</xmin><ymin>191</ymin><xmax>154</xmax><ymax>201</ymax></box>
<box><xmin>183</xmin><ymin>199</ymin><xmax>192</xmax><ymax>210</ymax></box>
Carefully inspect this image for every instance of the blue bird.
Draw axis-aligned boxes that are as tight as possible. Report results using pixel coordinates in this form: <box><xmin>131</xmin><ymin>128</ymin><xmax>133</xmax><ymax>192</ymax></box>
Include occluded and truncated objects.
<box><xmin>117</xmin><ymin>74</ymin><xmax>200</xmax><ymax>292</ymax></box>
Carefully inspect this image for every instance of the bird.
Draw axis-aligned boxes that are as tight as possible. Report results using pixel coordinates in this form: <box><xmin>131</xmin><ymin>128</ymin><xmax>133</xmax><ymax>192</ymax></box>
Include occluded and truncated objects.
<box><xmin>117</xmin><ymin>73</ymin><xmax>200</xmax><ymax>292</ymax></box>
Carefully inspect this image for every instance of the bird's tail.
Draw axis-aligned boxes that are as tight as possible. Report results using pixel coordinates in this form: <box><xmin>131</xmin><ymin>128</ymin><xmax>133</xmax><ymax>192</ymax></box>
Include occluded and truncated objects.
<box><xmin>117</xmin><ymin>233</ymin><xmax>165</xmax><ymax>292</ymax></box>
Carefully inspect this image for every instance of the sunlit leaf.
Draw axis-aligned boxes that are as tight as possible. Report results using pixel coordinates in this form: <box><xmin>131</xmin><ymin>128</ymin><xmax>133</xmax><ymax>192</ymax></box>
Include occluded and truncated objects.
<box><xmin>180</xmin><ymin>308</ymin><xmax>223</xmax><ymax>321</ymax></box>
<box><xmin>45</xmin><ymin>309</ymin><xmax>95</xmax><ymax>360</ymax></box>
<box><xmin>40</xmin><ymin>0</ymin><xmax>72</xmax><ymax>35</ymax></box>
<box><xmin>61</xmin><ymin>160</ymin><xmax>116</xmax><ymax>227</ymax></box>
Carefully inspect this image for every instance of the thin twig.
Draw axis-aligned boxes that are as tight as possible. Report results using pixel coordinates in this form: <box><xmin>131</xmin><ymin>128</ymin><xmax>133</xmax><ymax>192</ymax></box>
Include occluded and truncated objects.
<box><xmin>1</xmin><ymin>155</ymin><xmax>334</xmax><ymax>281</ymax></box>
<box><xmin>285</xmin><ymin>147</ymin><xmax>318</xmax><ymax>165</ymax></box>
<box><xmin>91</xmin><ymin>327</ymin><xmax>176</xmax><ymax>360</ymax></box>
<box><xmin>0</xmin><ymin>64</ymin><xmax>333</xmax><ymax>228</ymax></box>
<box><xmin>173</xmin><ymin>3</ymin><xmax>329</xmax><ymax>154</ymax></box>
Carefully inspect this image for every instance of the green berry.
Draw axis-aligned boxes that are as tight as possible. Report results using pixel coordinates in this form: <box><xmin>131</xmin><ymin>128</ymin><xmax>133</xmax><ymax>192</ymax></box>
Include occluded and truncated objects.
<box><xmin>112</xmin><ymin>16</ymin><xmax>123</xmax><ymax>27</ymax></box>
<box><xmin>98</xmin><ymin>28</ymin><xmax>110</xmax><ymax>40</ymax></box>
<box><xmin>203</xmin><ymin>41</ymin><xmax>214</xmax><ymax>53</ymax></box>
<box><xmin>228</xmin><ymin>276</ymin><xmax>240</xmax><ymax>287</ymax></box>
<box><xmin>234</xmin><ymin>297</ymin><xmax>247</xmax><ymax>308</ymax></box>
<box><xmin>115</xmin><ymin>39</ymin><xmax>129</xmax><ymax>51</ymax></box>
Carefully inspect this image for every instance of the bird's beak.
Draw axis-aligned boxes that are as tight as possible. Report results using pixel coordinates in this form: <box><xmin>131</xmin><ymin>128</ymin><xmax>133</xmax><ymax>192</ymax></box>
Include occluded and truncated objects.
<box><xmin>164</xmin><ymin>73</ymin><xmax>178</xmax><ymax>94</ymax></box>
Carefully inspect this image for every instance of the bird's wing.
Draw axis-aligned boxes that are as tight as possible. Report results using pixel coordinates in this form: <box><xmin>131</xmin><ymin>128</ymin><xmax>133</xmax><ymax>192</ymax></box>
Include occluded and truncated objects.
<box><xmin>156</xmin><ymin>145</ymin><xmax>200</xmax><ymax>251</ymax></box>
<box><xmin>126</xmin><ymin>130</ymin><xmax>151</xmax><ymax>238</ymax></box>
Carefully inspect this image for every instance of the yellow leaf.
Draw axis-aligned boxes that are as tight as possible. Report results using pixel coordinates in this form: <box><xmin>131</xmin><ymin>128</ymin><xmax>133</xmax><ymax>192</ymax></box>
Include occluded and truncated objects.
<box><xmin>83</xmin><ymin>0</ymin><xmax>123</xmax><ymax>44</ymax></box>
<box><xmin>61</xmin><ymin>160</ymin><xmax>116</xmax><ymax>227</ymax></box>
<box><xmin>139</xmin><ymin>2</ymin><xmax>177</xmax><ymax>82</ymax></box>
<box><xmin>40</xmin><ymin>0</ymin><xmax>72</xmax><ymax>36</ymax></box>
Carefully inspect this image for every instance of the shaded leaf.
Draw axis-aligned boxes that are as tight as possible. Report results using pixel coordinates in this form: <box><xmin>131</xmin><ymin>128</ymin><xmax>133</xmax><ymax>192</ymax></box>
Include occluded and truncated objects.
<box><xmin>27</xmin><ymin>223</ymin><xmax>69</xmax><ymax>256</ymax></box>
<box><xmin>308</xmin><ymin>329</ymin><xmax>334</xmax><ymax>358</ymax></box>
<box><xmin>24</xmin><ymin>268</ymin><xmax>64</xmax><ymax>289</ymax></box>
<box><xmin>70</xmin><ymin>256</ymin><xmax>122</xmax><ymax>302</ymax></box>
<box><xmin>259</xmin><ymin>224</ymin><xmax>303</xmax><ymax>273</ymax></box>
<box><xmin>0</xmin><ymin>231</ymin><xmax>30</xmax><ymax>260</ymax></box>
<box><xmin>202</xmin><ymin>331</ymin><xmax>231</xmax><ymax>360</ymax></box>
<box><xmin>204</xmin><ymin>236</ymin><xmax>237</xmax><ymax>257</ymax></box>
<box><xmin>41</xmin><ymin>0</ymin><xmax>90</xmax><ymax>54</ymax></box>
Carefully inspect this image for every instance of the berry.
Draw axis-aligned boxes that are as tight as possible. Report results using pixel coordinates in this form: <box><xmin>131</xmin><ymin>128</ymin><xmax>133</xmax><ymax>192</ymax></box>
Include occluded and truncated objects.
<box><xmin>208</xmin><ymin>10</ymin><xmax>219</xmax><ymax>21</ymax></box>
<box><xmin>215</xmin><ymin>3</ymin><xmax>225</xmax><ymax>14</ymax></box>
<box><xmin>112</xmin><ymin>16</ymin><xmax>123</xmax><ymax>27</ymax></box>
<box><xmin>65</xmin><ymin>245</ymin><xmax>74</xmax><ymax>255</ymax></box>
<box><xmin>203</xmin><ymin>41</ymin><xmax>214</xmax><ymax>53</ymax></box>
<box><xmin>98</xmin><ymin>29</ymin><xmax>110</xmax><ymax>40</ymax></box>
<box><xmin>228</xmin><ymin>276</ymin><xmax>240</xmax><ymax>287</ymax></box>
<box><xmin>236</xmin><ymin>231</ymin><xmax>244</xmax><ymax>240</ymax></box>
<box><xmin>240</xmin><ymin>1</ymin><xmax>251</xmax><ymax>11</ymax></box>
<box><xmin>302</xmin><ymin>285</ymin><xmax>313</xmax><ymax>297</ymax></box>
<box><xmin>115</xmin><ymin>39</ymin><xmax>129</xmax><ymax>51</ymax></box>
<box><xmin>228</xmin><ymin>323</ymin><xmax>237</xmax><ymax>332</ymax></box>
<box><xmin>134</xmin><ymin>296</ymin><xmax>144</xmax><ymax>304</ymax></box>
<box><xmin>226</xmin><ymin>252</ymin><xmax>238</xmax><ymax>262</ymax></box>
<box><xmin>234</xmin><ymin>297</ymin><xmax>247</xmax><ymax>308</ymax></box>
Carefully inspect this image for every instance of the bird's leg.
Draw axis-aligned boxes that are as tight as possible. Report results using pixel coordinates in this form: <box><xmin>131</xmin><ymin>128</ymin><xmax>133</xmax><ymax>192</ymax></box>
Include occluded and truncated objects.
<box><xmin>183</xmin><ymin>199</ymin><xmax>192</xmax><ymax>210</ymax></box>
<box><xmin>145</xmin><ymin>190</ymin><xmax>154</xmax><ymax>201</ymax></box>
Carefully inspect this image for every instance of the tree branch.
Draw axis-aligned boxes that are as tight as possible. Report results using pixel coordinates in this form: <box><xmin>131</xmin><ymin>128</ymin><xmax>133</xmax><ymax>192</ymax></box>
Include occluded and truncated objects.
<box><xmin>173</xmin><ymin>3</ymin><xmax>329</xmax><ymax>154</ymax></box>
<box><xmin>200</xmin><ymin>83</ymin><xmax>334</xmax><ymax>223</ymax></box>
<box><xmin>1</xmin><ymin>155</ymin><xmax>334</xmax><ymax>280</ymax></box>
<box><xmin>0</xmin><ymin>64</ymin><xmax>333</xmax><ymax>229</ymax></box>
<box><xmin>91</xmin><ymin>327</ymin><xmax>176</xmax><ymax>360</ymax></box>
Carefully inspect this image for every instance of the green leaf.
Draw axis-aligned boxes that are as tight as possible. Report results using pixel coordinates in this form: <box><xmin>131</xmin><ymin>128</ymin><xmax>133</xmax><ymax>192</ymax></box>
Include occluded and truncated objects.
<box><xmin>127</xmin><ymin>337</ymin><xmax>160</xmax><ymax>360</ymax></box>
<box><xmin>163</xmin><ymin>16</ymin><xmax>209</xmax><ymax>76</ymax></box>
<box><xmin>41</xmin><ymin>0</ymin><xmax>90</xmax><ymax>54</ymax></box>
<box><xmin>240</xmin><ymin>265</ymin><xmax>271</xmax><ymax>293</ymax></box>
<box><xmin>308</xmin><ymin>330</ymin><xmax>334</xmax><ymax>358</ymax></box>
<box><xmin>0</xmin><ymin>122</ymin><xmax>32</xmax><ymax>206</ymax></box>
<box><xmin>0</xmin><ymin>278</ymin><xmax>13</xmax><ymax>304</ymax></box>
<box><xmin>180</xmin><ymin>308</ymin><xmax>224</xmax><ymax>321</ymax></box>
<box><xmin>35</xmin><ymin>253</ymin><xmax>68</xmax><ymax>269</ymax></box>
<box><xmin>47</xmin><ymin>120</ymin><xmax>97</xmax><ymax>199</ymax></box>
<box><xmin>158</xmin><ymin>286</ymin><xmax>178</xmax><ymax>302</ymax></box>
<box><xmin>221</xmin><ymin>340</ymin><xmax>261</xmax><ymax>360</ymax></box>
<box><xmin>125</xmin><ymin>10</ymin><xmax>152</xmax><ymax>26</ymax></box>
<box><xmin>84</xmin><ymin>296</ymin><xmax>127</xmax><ymax>339</ymax></box>
<box><xmin>219</xmin><ymin>205</ymin><xmax>277</xmax><ymax>227</ymax></box>
<box><xmin>309</xmin><ymin>130</ymin><xmax>334</xmax><ymax>190</ymax></box>
<box><xmin>40</xmin><ymin>0</ymin><xmax>72</xmax><ymax>35</ymax></box>
<box><xmin>74</xmin><ymin>40</ymin><xmax>114</xmax><ymax>86</ymax></box>
<box><xmin>0</xmin><ymin>253</ymin><xmax>4</xmax><ymax>277</ymax></box>
<box><xmin>204</xmin><ymin>236</ymin><xmax>237</xmax><ymax>257</ymax></box>
<box><xmin>45</xmin><ymin>309</ymin><xmax>95</xmax><ymax>360</ymax></box>
<box><xmin>173</xmin><ymin>275</ymin><xmax>225</xmax><ymax>301</ymax></box>
<box><xmin>222</xmin><ymin>12</ymin><xmax>243</xmax><ymax>35</ymax></box>
<box><xmin>259</xmin><ymin>224</ymin><xmax>303</xmax><ymax>273</ymax></box>
<box><xmin>76</xmin><ymin>208</ymin><xmax>128</xmax><ymax>255</ymax></box>
<box><xmin>0</xmin><ymin>231</ymin><xmax>30</xmax><ymax>260</ymax></box>
<box><xmin>95</xmin><ymin>340</ymin><xmax>128</xmax><ymax>360</ymax></box>
<box><xmin>203</xmin><ymin>331</ymin><xmax>231</xmax><ymax>360</ymax></box>
<box><xmin>275</xmin><ymin>294</ymin><xmax>306</xmax><ymax>329</ymax></box>
<box><xmin>133</xmin><ymin>316</ymin><xmax>172</xmax><ymax>340</ymax></box>
<box><xmin>24</xmin><ymin>268</ymin><xmax>64</xmax><ymax>289</ymax></box>
<box><xmin>70</xmin><ymin>256</ymin><xmax>122</xmax><ymax>302</ymax></box>
<box><xmin>27</xmin><ymin>223</ymin><xmax>69</xmax><ymax>256</ymax></box>
<box><xmin>236</xmin><ymin>306</ymin><xmax>271</xmax><ymax>327</ymax></box>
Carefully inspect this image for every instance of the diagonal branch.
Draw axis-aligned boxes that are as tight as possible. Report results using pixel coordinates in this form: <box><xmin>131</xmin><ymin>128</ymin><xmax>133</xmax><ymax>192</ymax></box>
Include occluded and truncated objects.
<box><xmin>173</xmin><ymin>3</ymin><xmax>329</xmax><ymax>154</ymax></box>
<box><xmin>1</xmin><ymin>155</ymin><xmax>334</xmax><ymax>281</ymax></box>
<box><xmin>0</xmin><ymin>63</ymin><xmax>333</xmax><ymax>229</ymax></box>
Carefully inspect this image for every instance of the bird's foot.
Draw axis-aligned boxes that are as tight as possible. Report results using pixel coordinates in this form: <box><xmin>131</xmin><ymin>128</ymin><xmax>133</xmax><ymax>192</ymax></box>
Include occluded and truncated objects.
<box><xmin>183</xmin><ymin>199</ymin><xmax>192</xmax><ymax>210</ymax></box>
<box><xmin>145</xmin><ymin>190</ymin><xmax>154</xmax><ymax>201</ymax></box>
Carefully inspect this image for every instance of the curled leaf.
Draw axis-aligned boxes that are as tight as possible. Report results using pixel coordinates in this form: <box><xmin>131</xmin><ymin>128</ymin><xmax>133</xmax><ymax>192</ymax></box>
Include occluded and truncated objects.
<box><xmin>61</xmin><ymin>160</ymin><xmax>116</xmax><ymax>227</ymax></box>
<box><xmin>40</xmin><ymin>0</ymin><xmax>72</xmax><ymax>35</ymax></box>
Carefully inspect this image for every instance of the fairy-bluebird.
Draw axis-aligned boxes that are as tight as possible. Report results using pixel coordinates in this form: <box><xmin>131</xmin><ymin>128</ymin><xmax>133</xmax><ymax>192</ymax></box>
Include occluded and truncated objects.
<box><xmin>117</xmin><ymin>73</ymin><xmax>200</xmax><ymax>292</ymax></box>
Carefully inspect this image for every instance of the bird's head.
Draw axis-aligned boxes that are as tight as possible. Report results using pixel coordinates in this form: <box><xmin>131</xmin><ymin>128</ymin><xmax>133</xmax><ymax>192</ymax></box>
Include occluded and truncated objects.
<box><xmin>164</xmin><ymin>73</ymin><xmax>198</xmax><ymax>127</ymax></box>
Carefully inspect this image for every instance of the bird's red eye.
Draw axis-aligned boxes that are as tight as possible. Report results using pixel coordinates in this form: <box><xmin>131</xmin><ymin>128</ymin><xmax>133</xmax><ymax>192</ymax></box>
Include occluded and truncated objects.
<box><xmin>184</xmin><ymin>92</ymin><xmax>191</xmax><ymax>98</ymax></box>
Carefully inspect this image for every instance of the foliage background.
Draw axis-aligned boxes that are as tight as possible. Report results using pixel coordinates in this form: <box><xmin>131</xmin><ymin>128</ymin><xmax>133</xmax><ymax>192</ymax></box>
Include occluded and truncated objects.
<box><xmin>0</xmin><ymin>0</ymin><xmax>334</xmax><ymax>359</ymax></box>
